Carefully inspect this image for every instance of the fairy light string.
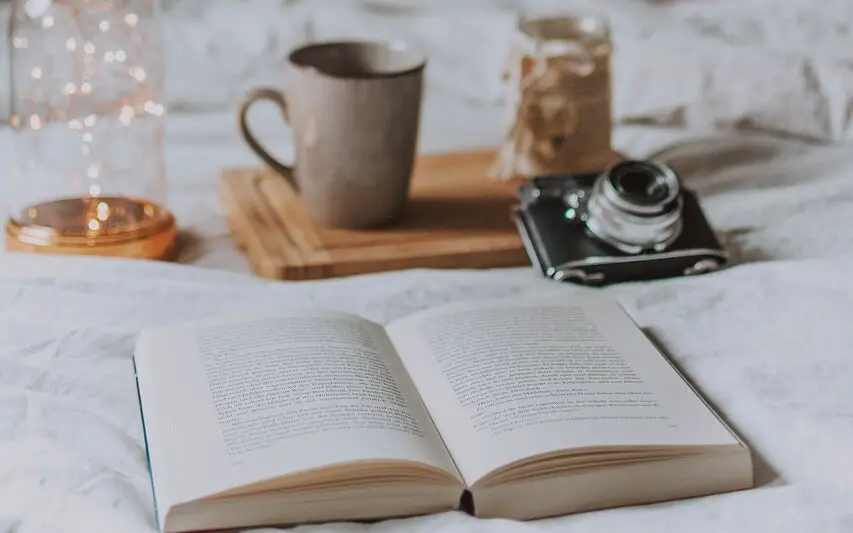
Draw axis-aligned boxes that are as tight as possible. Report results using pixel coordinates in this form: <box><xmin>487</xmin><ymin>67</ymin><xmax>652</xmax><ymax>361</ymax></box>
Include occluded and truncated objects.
<box><xmin>9</xmin><ymin>0</ymin><xmax>166</xmax><ymax>236</ymax></box>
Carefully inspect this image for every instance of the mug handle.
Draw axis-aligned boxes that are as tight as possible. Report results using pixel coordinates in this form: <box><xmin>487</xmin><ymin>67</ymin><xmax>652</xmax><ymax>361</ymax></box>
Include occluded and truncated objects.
<box><xmin>238</xmin><ymin>88</ymin><xmax>297</xmax><ymax>190</ymax></box>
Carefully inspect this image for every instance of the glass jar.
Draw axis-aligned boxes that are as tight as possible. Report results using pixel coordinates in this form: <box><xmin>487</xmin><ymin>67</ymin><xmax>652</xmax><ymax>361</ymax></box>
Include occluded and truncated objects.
<box><xmin>491</xmin><ymin>11</ymin><xmax>615</xmax><ymax>181</ymax></box>
<box><xmin>6</xmin><ymin>0</ymin><xmax>175</xmax><ymax>259</ymax></box>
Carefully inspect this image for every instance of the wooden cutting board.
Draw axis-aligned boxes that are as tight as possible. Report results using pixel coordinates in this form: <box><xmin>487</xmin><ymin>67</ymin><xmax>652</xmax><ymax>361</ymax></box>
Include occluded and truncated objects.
<box><xmin>220</xmin><ymin>148</ymin><xmax>622</xmax><ymax>281</ymax></box>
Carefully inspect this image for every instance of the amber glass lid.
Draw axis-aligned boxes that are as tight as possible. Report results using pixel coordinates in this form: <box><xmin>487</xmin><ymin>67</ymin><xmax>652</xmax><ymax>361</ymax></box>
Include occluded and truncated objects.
<box><xmin>6</xmin><ymin>196</ymin><xmax>177</xmax><ymax>260</ymax></box>
<box><xmin>7</xmin><ymin>196</ymin><xmax>174</xmax><ymax>245</ymax></box>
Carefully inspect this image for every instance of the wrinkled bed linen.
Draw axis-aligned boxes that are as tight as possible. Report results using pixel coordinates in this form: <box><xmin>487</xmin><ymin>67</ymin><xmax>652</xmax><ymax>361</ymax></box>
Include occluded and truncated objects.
<box><xmin>1</xmin><ymin>241</ymin><xmax>853</xmax><ymax>533</ymax></box>
<box><xmin>2</xmin><ymin>134</ymin><xmax>853</xmax><ymax>532</ymax></box>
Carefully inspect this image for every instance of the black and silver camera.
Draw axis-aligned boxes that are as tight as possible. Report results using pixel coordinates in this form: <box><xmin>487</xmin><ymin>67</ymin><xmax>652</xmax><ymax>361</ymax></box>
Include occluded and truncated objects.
<box><xmin>513</xmin><ymin>159</ymin><xmax>728</xmax><ymax>286</ymax></box>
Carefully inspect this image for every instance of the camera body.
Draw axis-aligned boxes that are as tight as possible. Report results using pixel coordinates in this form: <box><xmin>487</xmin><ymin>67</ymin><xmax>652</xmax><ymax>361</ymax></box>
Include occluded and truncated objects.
<box><xmin>513</xmin><ymin>160</ymin><xmax>727</xmax><ymax>286</ymax></box>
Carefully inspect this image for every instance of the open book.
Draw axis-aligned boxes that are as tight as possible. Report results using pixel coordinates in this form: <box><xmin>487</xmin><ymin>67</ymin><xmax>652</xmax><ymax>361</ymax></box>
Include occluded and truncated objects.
<box><xmin>134</xmin><ymin>296</ymin><xmax>753</xmax><ymax>532</ymax></box>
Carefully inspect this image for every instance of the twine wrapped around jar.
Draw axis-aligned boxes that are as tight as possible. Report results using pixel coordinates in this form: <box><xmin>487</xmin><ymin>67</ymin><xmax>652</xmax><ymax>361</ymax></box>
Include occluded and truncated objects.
<box><xmin>490</xmin><ymin>13</ymin><xmax>614</xmax><ymax>181</ymax></box>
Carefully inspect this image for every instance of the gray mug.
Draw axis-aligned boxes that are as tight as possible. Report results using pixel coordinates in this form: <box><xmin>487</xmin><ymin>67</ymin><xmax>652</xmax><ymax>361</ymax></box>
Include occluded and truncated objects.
<box><xmin>238</xmin><ymin>40</ymin><xmax>427</xmax><ymax>229</ymax></box>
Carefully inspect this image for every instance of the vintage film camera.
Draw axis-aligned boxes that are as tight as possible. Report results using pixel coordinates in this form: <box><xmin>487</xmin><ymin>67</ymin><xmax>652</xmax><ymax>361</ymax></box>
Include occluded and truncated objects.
<box><xmin>514</xmin><ymin>160</ymin><xmax>728</xmax><ymax>286</ymax></box>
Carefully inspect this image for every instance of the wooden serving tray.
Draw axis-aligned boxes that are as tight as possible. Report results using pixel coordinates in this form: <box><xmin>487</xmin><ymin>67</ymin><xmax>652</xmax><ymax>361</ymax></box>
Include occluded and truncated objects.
<box><xmin>220</xmin><ymin>148</ymin><xmax>622</xmax><ymax>281</ymax></box>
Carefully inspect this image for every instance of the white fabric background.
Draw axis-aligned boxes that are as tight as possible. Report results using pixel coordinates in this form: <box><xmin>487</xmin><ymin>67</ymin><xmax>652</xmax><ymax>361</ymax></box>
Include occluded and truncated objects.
<box><xmin>4</xmin><ymin>0</ymin><xmax>853</xmax><ymax>140</ymax></box>
<box><xmin>1</xmin><ymin>1</ymin><xmax>853</xmax><ymax>533</ymax></box>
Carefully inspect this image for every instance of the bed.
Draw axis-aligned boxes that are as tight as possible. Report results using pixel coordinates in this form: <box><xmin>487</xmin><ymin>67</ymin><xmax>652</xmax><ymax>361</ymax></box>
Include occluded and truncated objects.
<box><xmin>1</xmin><ymin>1</ymin><xmax>852</xmax><ymax>532</ymax></box>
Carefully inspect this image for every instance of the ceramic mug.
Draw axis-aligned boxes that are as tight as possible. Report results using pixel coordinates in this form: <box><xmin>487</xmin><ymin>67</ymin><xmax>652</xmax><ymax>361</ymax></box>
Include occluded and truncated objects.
<box><xmin>238</xmin><ymin>40</ymin><xmax>427</xmax><ymax>229</ymax></box>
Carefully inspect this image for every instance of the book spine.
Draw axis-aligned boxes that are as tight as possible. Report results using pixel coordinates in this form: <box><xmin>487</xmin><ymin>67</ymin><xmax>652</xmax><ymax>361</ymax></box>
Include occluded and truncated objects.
<box><xmin>460</xmin><ymin>489</ymin><xmax>475</xmax><ymax>515</ymax></box>
<box><xmin>133</xmin><ymin>357</ymin><xmax>161</xmax><ymax>532</ymax></box>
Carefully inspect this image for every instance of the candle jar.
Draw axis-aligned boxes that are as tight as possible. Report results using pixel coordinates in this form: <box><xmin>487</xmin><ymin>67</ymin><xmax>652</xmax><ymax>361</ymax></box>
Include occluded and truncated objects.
<box><xmin>6</xmin><ymin>0</ymin><xmax>176</xmax><ymax>259</ymax></box>
<box><xmin>491</xmin><ymin>11</ymin><xmax>616</xmax><ymax>181</ymax></box>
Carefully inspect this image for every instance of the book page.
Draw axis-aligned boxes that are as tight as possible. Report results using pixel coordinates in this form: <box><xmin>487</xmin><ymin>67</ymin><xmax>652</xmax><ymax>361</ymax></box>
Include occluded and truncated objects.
<box><xmin>386</xmin><ymin>297</ymin><xmax>740</xmax><ymax>485</ymax></box>
<box><xmin>134</xmin><ymin>309</ymin><xmax>461</xmax><ymax>517</ymax></box>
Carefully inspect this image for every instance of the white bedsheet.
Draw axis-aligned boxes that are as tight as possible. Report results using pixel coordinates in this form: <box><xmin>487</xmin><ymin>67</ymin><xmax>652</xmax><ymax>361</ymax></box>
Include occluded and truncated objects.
<box><xmin>2</xmin><ymin>243</ymin><xmax>853</xmax><ymax>533</ymax></box>
<box><xmin>2</xmin><ymin>1</ymin><xmax>853</xmax><ymax>532</ymax></box>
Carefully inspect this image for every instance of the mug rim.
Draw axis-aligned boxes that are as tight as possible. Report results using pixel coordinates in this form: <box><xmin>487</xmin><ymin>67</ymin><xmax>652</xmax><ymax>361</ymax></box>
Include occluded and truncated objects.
<box><xmin>288</xmin><ymin>39</ymin><xmax>427</xmax><ymax>80</ymax></box>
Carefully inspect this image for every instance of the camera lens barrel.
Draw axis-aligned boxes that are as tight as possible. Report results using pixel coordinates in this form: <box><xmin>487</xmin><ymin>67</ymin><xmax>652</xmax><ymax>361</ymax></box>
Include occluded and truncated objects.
<box><xmin>582</xmin><ymin>160</ymin><xmax>684</xmax><ymax>254</ymax></box>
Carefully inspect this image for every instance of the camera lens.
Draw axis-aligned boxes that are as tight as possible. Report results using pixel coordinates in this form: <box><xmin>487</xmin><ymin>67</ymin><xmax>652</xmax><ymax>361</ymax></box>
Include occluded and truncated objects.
<box><xmin>582</xmin><ymin>160</ymin><xmax>683</xmax><ymax>254</ymax></box>
<box><xmin>613</xmin><ymin>166</ymin><xmax>669</xmax><ymax>205</ymax></box>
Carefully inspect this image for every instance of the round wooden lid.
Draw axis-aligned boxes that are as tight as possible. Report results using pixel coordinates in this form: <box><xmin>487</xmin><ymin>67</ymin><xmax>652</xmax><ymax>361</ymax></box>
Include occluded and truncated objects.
<box><xmin>5</xmin><ymin>196</ymin><xmax>178</xmax><ymax>261</ymax></box>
